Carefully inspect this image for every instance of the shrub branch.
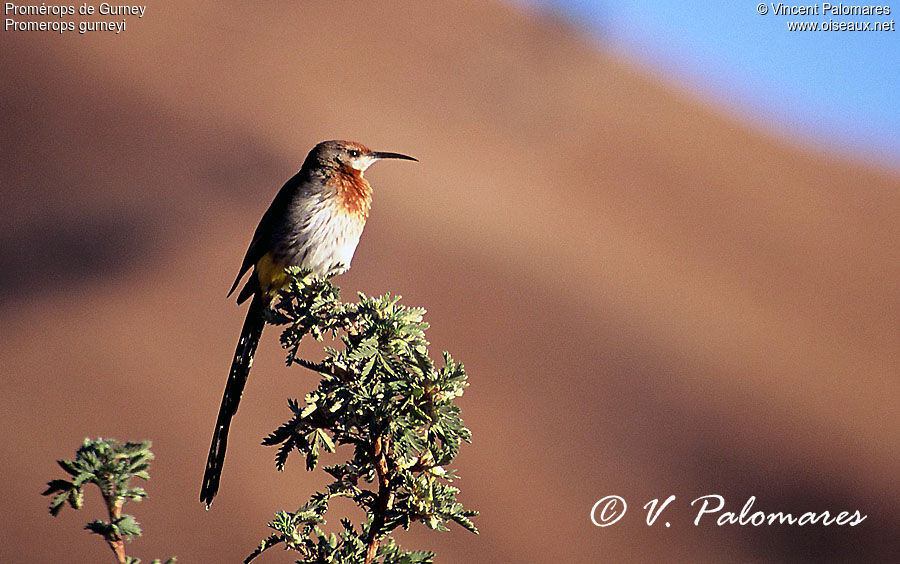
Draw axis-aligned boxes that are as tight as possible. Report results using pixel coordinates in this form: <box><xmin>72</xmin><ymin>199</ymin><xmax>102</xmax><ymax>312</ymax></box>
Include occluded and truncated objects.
<box><xmin>248</xmin><ymin>270</ymin><xmax>478</xmax><ymax>563</ymax></box>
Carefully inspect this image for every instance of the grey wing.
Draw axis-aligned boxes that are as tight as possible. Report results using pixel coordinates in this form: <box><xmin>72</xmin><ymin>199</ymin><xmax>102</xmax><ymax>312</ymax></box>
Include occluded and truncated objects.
<box><xmin>227</xmin><ymin>171</ymin><xmax>303</xmax><ymax>300</ymax></box>
<box><xmin>226</xmin><ymin>230</ymin><xmax>266</xmax><ymax>299</ymax></box>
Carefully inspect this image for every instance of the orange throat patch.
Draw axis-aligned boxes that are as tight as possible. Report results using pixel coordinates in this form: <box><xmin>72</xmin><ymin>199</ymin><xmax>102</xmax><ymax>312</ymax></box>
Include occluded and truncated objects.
<box><xmin>334</xmin><ymin>165</ymin><xmax>372</xmax><ymax>219</ymax></box>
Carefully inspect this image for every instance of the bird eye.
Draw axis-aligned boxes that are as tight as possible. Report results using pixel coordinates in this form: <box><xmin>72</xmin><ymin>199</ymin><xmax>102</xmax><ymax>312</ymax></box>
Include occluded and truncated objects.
<box><xmin>348</xmin><ymin>150</ymin><xmax>360</xmax><ymax>158</ymax></box>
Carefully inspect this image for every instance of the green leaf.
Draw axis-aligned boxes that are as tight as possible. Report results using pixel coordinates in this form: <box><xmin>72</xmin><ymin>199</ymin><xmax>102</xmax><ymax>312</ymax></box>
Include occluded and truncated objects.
<box><xmin>85</xmin><ymin>519</ymin><xmax>112</xmax><ymax>537</ymax></box>
<box><xmin>114</xmin><ymin>514</ymin><xmax>143</xmax><ymax>540</ymax></box>
<box><xmin>317</xmin><ymin>429</ymin><xmax>335</xmax><ymax>452</ymax></box>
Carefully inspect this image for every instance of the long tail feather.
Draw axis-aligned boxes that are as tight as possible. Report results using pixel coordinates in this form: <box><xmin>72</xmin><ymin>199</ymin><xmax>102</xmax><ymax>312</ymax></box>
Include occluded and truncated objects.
<box><xmin>201</xmin><ymin>294</ymin><xmax>266</xmax><ymax>508</ymax></box>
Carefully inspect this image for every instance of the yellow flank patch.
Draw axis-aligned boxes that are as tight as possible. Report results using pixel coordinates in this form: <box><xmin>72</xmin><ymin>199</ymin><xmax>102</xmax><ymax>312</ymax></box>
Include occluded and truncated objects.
<box><xmin>256</xmin><ymin>252</ymin><xmax>289</xmax><ymax>301</ymax></box>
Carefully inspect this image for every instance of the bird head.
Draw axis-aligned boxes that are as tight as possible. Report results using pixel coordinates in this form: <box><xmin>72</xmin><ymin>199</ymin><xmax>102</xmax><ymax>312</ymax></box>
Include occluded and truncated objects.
<box><xmin>307</xmin><ymin>140</ymin><xmax>417</xmax><ymax>174</ymax></box>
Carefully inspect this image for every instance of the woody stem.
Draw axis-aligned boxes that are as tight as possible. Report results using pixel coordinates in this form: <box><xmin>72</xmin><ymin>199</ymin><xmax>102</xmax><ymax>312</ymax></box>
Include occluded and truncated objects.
<box><xmin>364</xmin><ymin>435</ymin><xmax>393</xmax><ymax>564</ymax></box>
<box><xmin>101</xmin><ymin>478</ymin><xmax>127</xmax><ymax>564</ymax></box>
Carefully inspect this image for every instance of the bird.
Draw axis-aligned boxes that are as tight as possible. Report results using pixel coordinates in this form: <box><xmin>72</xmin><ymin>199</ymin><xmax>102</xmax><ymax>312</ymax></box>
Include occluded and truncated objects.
<box><xmin>200</xmin><ymin>140</ymin><xmax>417</xmax><ymax>509</ymax></box>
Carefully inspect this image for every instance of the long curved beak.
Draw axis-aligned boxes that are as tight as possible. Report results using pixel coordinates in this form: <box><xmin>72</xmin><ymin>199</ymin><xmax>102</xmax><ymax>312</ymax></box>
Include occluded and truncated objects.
<box><xmin>370</xmin><ymin>151</ymin><xmax>418</xmax><ymax>162</ymax></box>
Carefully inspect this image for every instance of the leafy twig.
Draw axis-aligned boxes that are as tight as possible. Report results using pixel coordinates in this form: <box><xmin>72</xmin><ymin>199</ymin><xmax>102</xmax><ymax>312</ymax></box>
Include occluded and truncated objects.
<box><xmin>43</xmin><ymin>438</ymin><xmax>175</xmax><ymax>564</ymax></box>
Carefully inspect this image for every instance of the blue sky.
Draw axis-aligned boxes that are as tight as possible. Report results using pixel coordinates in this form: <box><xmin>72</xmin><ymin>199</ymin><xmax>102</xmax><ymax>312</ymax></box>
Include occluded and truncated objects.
<box><xmin>527</xmin><ymin>1</ymin><xmax>899</xmax><ymax>166</ymax></box>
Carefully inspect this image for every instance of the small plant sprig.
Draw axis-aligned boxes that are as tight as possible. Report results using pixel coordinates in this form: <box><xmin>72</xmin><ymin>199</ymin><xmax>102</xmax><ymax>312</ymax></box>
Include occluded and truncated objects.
<box><xmin>247</xmin><ymin>269</ymin><xmax>478</xmax><ymax>564</ymax></box>
<box><xmin>43</xmin><ymin>438</ymin><xmax>175</xmax><ymax>564</ymax></box>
